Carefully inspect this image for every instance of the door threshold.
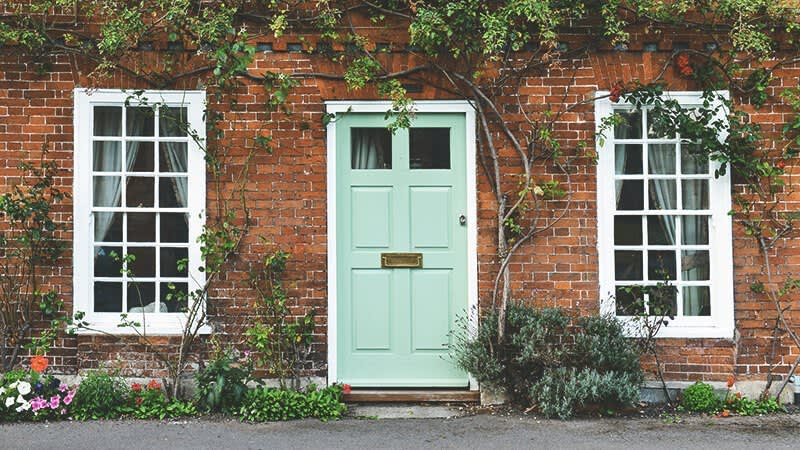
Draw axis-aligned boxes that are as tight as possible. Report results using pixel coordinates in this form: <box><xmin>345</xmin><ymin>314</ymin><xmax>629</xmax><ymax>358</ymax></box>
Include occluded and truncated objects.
<box><xmin>343</xmin><ymin>389</ymin><xmax>479</xmax><ymax>403</ymax></box>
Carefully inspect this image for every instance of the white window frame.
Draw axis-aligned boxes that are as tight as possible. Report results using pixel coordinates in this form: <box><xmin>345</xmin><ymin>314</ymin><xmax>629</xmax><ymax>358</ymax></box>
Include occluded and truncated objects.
<box><xmin>595</xmin><ymin>91</ymin><xmax>734</xmax><ymax>338</ymax></box>
<box><xmin>73</xmin><ymin>89</ymin><xmax>207</xmax><ymax>334</ymax></box>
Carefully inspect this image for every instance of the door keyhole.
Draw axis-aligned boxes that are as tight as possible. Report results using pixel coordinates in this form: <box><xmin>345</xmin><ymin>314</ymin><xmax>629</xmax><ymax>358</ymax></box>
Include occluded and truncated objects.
<box><xmin>459</xmin><ymin>214</ymin><xmax>467</xmax><ymax>226</ymax></box>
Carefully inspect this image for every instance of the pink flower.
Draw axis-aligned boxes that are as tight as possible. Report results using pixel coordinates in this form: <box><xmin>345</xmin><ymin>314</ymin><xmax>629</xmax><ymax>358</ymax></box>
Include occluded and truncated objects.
<box><xmin>63</xmin><ymin>390</ymin><xmax>75</xmax><ymax>405</ymax></box>
<box><xmin>30</xmin><ymin>396</ymin><xmax>47</xmax><ymax>412</ymax></box>
<box><xmin>58</xmin><ymin>383</ymin><xmax>68</xmax><ymax>393</ymax></box>
<box><xmin>49</xmin><ymin>395</ymin><xmax>60</xmax><ymax>409</ymax></box>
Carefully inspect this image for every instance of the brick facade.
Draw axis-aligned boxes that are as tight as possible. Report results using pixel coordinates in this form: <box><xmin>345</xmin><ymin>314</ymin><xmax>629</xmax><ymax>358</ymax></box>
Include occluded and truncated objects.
<box><xmin>2</xmin><ymin>26</ymin><xmax>799</xmax><ymax>389</ymax></box>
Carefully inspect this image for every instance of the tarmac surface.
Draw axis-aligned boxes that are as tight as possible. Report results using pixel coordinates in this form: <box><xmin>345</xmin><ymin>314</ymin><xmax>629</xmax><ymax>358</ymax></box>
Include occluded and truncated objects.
<box><xmin>2</xmin><ymin>412</ymin><xmax>800</xmax><ymax>449</ymax></box>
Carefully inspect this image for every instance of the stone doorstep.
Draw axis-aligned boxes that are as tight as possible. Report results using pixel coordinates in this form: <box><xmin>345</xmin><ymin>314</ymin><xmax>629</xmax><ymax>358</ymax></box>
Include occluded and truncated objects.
<box><xmin>346</xmin><ymin>403</ymin><xmax>467</xmax><ymax>419</ymax></box>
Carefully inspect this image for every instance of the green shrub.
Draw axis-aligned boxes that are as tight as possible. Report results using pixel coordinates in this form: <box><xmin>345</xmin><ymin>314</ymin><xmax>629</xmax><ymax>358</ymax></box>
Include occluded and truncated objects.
<box><xmin>238</xmin><ymin>384</ymin><xmax>345</xmax><ymax>422</ymax></box>
<box><xmin>530</xmin><ymin>367</ymin><xmax>642</xmax><ymax>419</ymax></box>
<box><xmin>681</xmin><ymin>382</ymin><xmax>720</xmax><ymax>413</ymax></box>
<box><xmin>71</xmin><ymin>371</ymin><xmax>130</xmax><ymax>420</ymax></box>
<box><xmin>725</xmin><ymin>394</ymin><xmax>785</xmax><ymax>416</ymax></box>
<box><xmin>452</xmin><ymin>303</ymin><xmax>644</xmax><ymax>418</ymax></box>
<box><xmin>195</xmin><ymin>347</ymin><xmax>252</xmax><ymax>414</ymax></box>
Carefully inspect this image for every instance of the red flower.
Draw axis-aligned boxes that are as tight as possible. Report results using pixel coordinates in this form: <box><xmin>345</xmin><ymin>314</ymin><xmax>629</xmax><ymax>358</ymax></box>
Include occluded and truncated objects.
<box><xmin>675</xmin><ymin>53</ymin><xmax>693</xmax><ymax>78</ymax></box>
<box><xmin>726</xmin><ymin>375</ymin><xmax>735</xmax><ymax>388</ymax></box>
<box><xmin>135</xmin><ymin>397</ymin><xmax>144</xmax><ymax>406</ymax></box>
<box><xmin>342</xmin><ymin>384</ymin><xmax>352</xmax><ymax>394</ymax></box>
<box><xmin>146</xmin><ymin>380</ymin><xmax>161</xmax><ymax>390</ymax></box>
<box><xmin>609</xmin><ymin>83</ymin><xmax>624</xmax><ymax>103</ymax></box>
<box><xmin>736</xmin><ymin>392</ymin><xmax>742</xmax><ymax>399</ymax></box>
<box><xmin>131</xmin><ymin>383</ymin><xmax>142</xmax><ymax>392</ymax></box>
<box><xmin>777</xmin><ymin>160</ymin><xmax>786</xmax><ymax>170</ymax></box>
<box><xmin>30</xmin><ymin>355</ymin><xmax>48</xmax><ymax>373</ymax></box>
<box><xmin>721</xmin><ymin>409</ymin><xmax>730</xmax><ymax>417</ymax></box>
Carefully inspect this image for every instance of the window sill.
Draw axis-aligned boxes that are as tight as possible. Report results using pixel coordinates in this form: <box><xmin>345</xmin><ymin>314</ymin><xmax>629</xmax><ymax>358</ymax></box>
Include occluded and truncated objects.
<box><xmin>617</xmin><ymin>317</ymin><xmax>734</xmax><ymax>339</ymax></box>
<box><xmin>73</xmin><ymin>314</ymin><xmax>213</xmax><ymax>336</ymax></box>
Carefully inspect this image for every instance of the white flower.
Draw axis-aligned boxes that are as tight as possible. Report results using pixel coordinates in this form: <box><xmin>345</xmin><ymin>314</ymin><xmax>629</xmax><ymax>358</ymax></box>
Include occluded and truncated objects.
<box><xmin>8</xmin><ymin>381</ymin><xmax>18</xmax><ymax>389</ymax></box>
<box><xmin>15</xmin><ymin>401</ymin><xmax>30</xmax><ymax>412</ymax></box>
<box><xmin>0</xmin><ymin>387</ymin><xmax>5</xmax><ymax>396</ymax></box>
<box><xmin>533</xmin><ymin>186</ymin><xmax>545</xmax><ymax>196</ymax></box>
<box><xmin>16</xmin><ymin>381</ymin><xmax>31</xmax><ymax>396</ymax></box>
<box><xmin>5</xmin><ymin>397</ymin><xmax>13</xmax><ymax>408</ymax></box>
<box><xmin>16</xmin><ymin>394</ymin><xmax>25</xmax><ymax>404</ymax></box>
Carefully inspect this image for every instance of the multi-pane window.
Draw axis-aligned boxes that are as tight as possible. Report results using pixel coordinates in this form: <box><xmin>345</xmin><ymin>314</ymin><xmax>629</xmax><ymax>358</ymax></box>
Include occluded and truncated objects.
<box><xmin>596</xmin><ymin>92</ymin><xmax>734</xmax><ymax>338</ymax></box>
<box><xmin>74</xmin><ymin>90</ymin><xmax>205</xmax><ymax>333</ymax></box>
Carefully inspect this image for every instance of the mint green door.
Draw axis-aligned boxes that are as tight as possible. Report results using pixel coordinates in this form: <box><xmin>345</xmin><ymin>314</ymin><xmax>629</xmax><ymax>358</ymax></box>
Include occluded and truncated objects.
<box><xmin>336</xmin><ymin>112</ymin><xmax>469</xmax><ymax>387</ymax></box>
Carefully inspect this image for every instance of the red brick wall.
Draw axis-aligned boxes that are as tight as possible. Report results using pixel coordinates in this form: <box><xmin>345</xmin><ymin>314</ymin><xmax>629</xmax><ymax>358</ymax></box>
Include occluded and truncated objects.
<box><xmin>2</xmin><ymin>31</ymin><xmax>799</xmax><ymax>385</ymax></box>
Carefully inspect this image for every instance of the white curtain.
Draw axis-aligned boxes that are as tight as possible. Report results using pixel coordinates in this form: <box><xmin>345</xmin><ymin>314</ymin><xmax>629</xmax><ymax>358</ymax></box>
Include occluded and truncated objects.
<box><xmin>352</xmin><ymin>129</ymin><xmax>388</xmax><ymax>169</ymax></box>
<box><xmin>648</xmin><ymin>145</ymin><xmax>676</xmax><ymax>245</ymax></box>
<box><xmin>93</xmin><ymin>111</ymin><xmax>145</xmax><ymax>241</ymax></box>
<box><xmin>161</xmin><ymin>142</ymin><xmax>188</xmax><ymax>209</ymax></box>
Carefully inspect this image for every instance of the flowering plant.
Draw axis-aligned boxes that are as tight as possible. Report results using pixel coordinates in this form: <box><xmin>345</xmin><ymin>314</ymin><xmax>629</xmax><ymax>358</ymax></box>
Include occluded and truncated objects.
<box><xmin>1</xmin><ymin>357</ymin><xmax>77</xmax><ymax>421</ymax></box>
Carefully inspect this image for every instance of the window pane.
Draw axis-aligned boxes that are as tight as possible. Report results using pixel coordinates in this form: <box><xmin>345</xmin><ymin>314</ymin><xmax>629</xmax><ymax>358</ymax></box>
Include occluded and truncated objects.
<box><xmin>126</xmin><ymin>177</ymin><xmax>154</xmax><ymax>207</ymax></box>
<box><xmin>127</xmin><ymin>282</ymin><xmax>156</xmax><ymax>311</ymax></box>
<box><xmin>93</xmin><ymin>142</ymin><xmax>121</xmax><ymax>172</ymax></box>
<box><xmin>649</xmin><ymin>285</ymin><xmax>677</xmax><ymax>317</ymax></box>
<box><xmin>159</xmin><ymin>107</ymin><xmax>188</xmax><ymax>137</ymax></box>
<box><xmin>94</xmin><ymin>212</ymin><xmax>122</xmax><ymax>242</ymax></box>
<box><xmin>648</xmin><ymin>144</ymin><xmax>676</xmax><ymax>174</ymax></box>
<box><xmin>648</xmin><ymin>180</ymin><xmax>676</xmax><ymax>210</ymax></box>
<box><xmin>94</xmin><ymin>282</ymin><xmax>122</xmax><ymax>312</ymax></box>
<box><xmin>615</xmin><ymin>250</ymin><xmax>643</xmax><ymax>280</ymax></box>
<box><xmin>616</xmin><ymin>180</ymin><xmax>644</xmax><ymax>210</ymax></box>
<box><xmin>160</xmin><ymin>247</ymin><xmax>188</xmax><ymax>277</ymax></box>
<box><xmin>94</xmin><ymin>246</ymin><xmax>122</xmax><ymax>277</ymax></box>
<box><xmin>94</xmin><ymin>107</ymin><xmax>122</xmax><ymax>136</ymax></box>
<box><xmin>615</xmin><ymin>144</ymin><xmax>642</xmax><ymax>174</ymax></box>
<box><xmin>161</xmin><ymin>213</ymin><xmax>189</xmax><ymax>243</ymax></box>
<box><xmin>351</xmin><ymin>128</ymin><xmax>391</xmax><ymax>169</ymax></box>
<box><xmin>615</xmin><ymin>286</ymin><xmax>644</xmax><ymax>315</ymax></box>
<box><xmin>682</xmin><ymin>250</ymin><xmax>710</xmax><ymax>281</ymax></box>
<box><xmin>647</xmin><ymin>216</ymin><xmax>675</xmax><ymax>245</ymax></box>
<box><xmin>614</xmin><ymin>110</ymin><xmax>642</xmax><ymax>139</ymax></box>
<box><xmin>128</xmin><ymin>213</ymin><xmax>155</xmax><ymax>242</ymax></box>
<box><xmin>682</xmin><ymin>180</ymin><xmax>709</xmax><ymax>210</ymax></box>
<box><xmin>681</xmin><ymin>144</ymin><xmax>708</xmax><ymax>174</ymax></box>
<box><xmin>93</xmin><ymin>176</ymin><xmax>122</xmax><ymax>207</ymax></box>
<box><xmin>128</xmin><ymin>142</ymin><xmax>154</xmax><ymax>172</ymax></box>
<box><xmin>682</xmin><ymin>216</ymin><xmax>709</xmax><ymax>245</ymax></box>
<box><xmin>410</xmin><ymin>128</ymin><xmax>450</xmax><ymax>169</ymax></box>
<box><xmin>161</xmin><ymin>282</ymin><xmax>188</xmax><ymax>312</ymax></box>
<box><xmin>127</xmin><ymin>107</ymin><xmax>155</xmax><ymax>136</ymax></box>
<box><xmin>159</xmin><ymin>177</ymin><xmax>187</xmax><ymax>208</ymax></box>
<box><xmin>128</xmin><ymin>247</ymin><xmax>156</xmax><ymax>277</ymax></box>
<box><xmin>646</xmin><ymin>109</ymin><xmax>676</xmax><ymax>138</ymax></box>
<box><xmin>614</xmin><ymin>216</ymin><xmax>642</xmax><ymax>245</ymax></box>
<box><xmin>648</xmin><ymin>250</ymin><xmax>676</xmax><ymax>281</ymax></box>
<box><xmin>683</xmin><ymin>286</ymin><xmax>711</xmax><ymax>316</ymax></box>
<box><xmin>159</xmin><ymin>142</ymin><xmax>188</xmax><ymax>172</ymax></box>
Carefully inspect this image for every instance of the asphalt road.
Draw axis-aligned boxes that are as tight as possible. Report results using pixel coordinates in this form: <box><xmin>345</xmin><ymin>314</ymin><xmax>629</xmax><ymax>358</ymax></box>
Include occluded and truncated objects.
<box><xmin>1</xmin><ymin>414</ymin><xmax>799</xmax><ymax>449</ymax></box>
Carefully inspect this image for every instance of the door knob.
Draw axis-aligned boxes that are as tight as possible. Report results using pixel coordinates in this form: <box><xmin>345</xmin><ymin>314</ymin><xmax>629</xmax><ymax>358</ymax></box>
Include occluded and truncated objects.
<box><xmin>459</xmin><ymin>214</ymin><xmax>467</xmax><ymax>226</ymax></box>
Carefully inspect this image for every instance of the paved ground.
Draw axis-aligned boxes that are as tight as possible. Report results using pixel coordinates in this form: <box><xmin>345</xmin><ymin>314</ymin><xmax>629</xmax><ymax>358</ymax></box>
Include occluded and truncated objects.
<box><xmin>2</xmin><ymin>412</ymin><xmax>800</xmax><ymax>449</ymax></box>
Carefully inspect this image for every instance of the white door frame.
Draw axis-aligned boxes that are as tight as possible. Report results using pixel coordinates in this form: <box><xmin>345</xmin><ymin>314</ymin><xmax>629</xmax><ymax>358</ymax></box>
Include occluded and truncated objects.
<box><xmin>325</xmin><ymin>100</ymin><xmax>478</xmax><ymax>390</ymax></box>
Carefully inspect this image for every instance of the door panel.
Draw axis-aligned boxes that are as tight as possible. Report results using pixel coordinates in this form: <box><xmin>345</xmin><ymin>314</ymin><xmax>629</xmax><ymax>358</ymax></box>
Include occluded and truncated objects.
<box><xmin>352</xmin><ymin>269</ymin><xmax>392</xmax><ymax>350</ymax></box>
<box><xmin>351</xmin><ymin>187</ymin><xmax>392</xmax><ymax>248</ymax></box>
<box><xmin>337</xmin><ymin>112</ymin><xmax>468</xmax><ymax>387</ymax></box>
<box><xmin>410</xmin><ymin>187</ymin><xmax>451</xmax><ymax>248</ymax></box>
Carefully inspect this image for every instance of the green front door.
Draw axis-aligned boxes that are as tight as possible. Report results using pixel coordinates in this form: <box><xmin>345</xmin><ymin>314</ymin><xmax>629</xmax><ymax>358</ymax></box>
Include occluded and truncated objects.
<box><xmin>336</xmin><ymin>112</ymin><xmax>469</xmax><ymax>387</ymax></box>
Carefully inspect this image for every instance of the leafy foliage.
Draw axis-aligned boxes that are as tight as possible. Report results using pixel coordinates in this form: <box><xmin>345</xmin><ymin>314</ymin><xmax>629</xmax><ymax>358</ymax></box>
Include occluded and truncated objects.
<box><xmin>70</xmin><ymin>371</ymin><xmax>131</xmax><ymax>420</ymax></box>
<box><xmin>681</xmin><ymin>381</ymin><xmax>720</xmax><ymax>413</ymax></box>
<box><xmin>237</xmin><ymin>384</ymin><xmax>346</xmax><ymax>422</ymax></box>
<box><xmin>246</xmin><ymin>247</ymin><xmax>316</xmax><ymax>389</ymax></box>
<box><xmin>0</xmin><ymin>151</ymin><xmax>69</xmax><ymax>371</ymax></box>
<box><xmin>194</xmin><ymin>345</ymin><xmax>253</xmax><ymax>414</ymax></box>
